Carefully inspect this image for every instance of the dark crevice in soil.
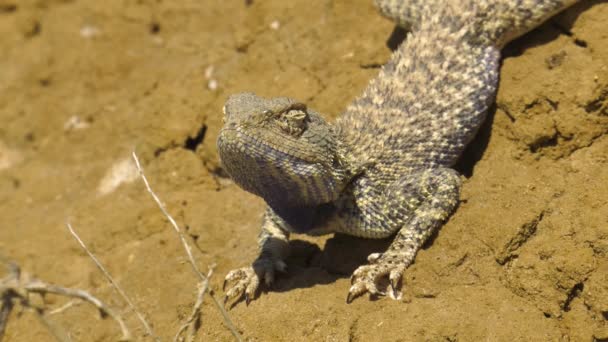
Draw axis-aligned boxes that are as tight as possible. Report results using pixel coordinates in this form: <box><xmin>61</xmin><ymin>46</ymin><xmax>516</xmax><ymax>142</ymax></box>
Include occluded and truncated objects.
<box><xmin>154</xmin><ymin>142</ymin><xmax>179</xmax><ymax>157</ymax></box>
<box><xmin>585</xmin><ymin>88</ymin><xmax>608</xmax><ymax>115</ymax></box>
<box><xmin>347</xmin><ymin>314</ymin><xmax>361</xmax><ymax>342</ymax></box>
<box><xmin>529</xmin><ymin>133</ymin><xmax>559</xmax><ymax>153</ymax></box>
<box><xmin>529</xmin><ymin>120</ymin><xmax>568</xmax><ymax>154</ymax></box>
<box><xmin>562</xmin><ymin>131</ymin><xmax>607</xmax><ymax>158</ymax></box>
<box><xmin>496</xmin><ymin>210</ymin><xmax>545</xmax><ymax>265</ymax></box>
<box><xmin>359</xmin><ymin>63</ymin><xmax>383</xmax><ymax>69</ymax></box>
<box><xmin>184</xmin><ymin>125</ymin><xmax>207</xmax><ymax>152</ymax></box>
<box><xmin>499</xmin><ymin>254</ymin><xmax>519</xmax><ymax>265</ymax></box>
<box><xmin>545</xmin><ymin>98</ymin><xmax>559</xmax><ymax>111</ymax></box>
<box><xmin>562</xmin><ymin>282</ymin><xmax>584</xmax><ymax>312</ymax></box>
<box><xmin>498</xmin><ymin>104</ymin><xmax>516</xmax><ymax>122</ymax></box>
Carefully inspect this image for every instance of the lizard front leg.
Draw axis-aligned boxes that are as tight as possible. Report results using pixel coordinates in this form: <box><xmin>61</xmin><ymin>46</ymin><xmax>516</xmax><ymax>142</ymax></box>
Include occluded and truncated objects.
<box><xmin>348</xmin><ymin>167</ymin><xmax>461</xmax><ymax>302</ymax></box>
<box><xmin>223</xmin><ymin>208</ymin><xmax>290</xmax><ymax>305</ymax></box>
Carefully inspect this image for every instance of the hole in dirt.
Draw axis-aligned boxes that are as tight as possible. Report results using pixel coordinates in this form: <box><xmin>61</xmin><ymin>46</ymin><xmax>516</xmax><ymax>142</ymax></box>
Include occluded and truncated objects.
<box><xmin>149</xmin><ymin>21</ymin><xmax>161</xmax><ymax>34</ymax></box>
<box><xmin>574</xmin><ymin>38</ymin><xmax>588</xmax><ymax>48</ymax></box>
<box><xmin>184</xmin><ymin>125</ymin><xmax>207</xmax><ymax>151</ymax></box>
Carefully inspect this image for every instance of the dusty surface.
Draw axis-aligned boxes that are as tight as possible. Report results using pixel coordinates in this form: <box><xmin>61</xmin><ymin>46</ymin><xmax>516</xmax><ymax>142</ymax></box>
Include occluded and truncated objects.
<box><xmin>1</xmin><ymin>0</ymin><xmax>607</xmax><ymax>341</ymax></box>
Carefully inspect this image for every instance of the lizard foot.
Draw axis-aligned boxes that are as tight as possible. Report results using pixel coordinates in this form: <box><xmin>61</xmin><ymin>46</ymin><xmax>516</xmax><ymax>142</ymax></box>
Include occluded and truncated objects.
<box><xmin>347</xmin><ymin>252</ymin><xmax>405</xmax><ymax>303</ymax></box>
<box><xmin>223</xmin><ymin>258</ymin><xmax>287</xmax><ymax>306</ymax></box>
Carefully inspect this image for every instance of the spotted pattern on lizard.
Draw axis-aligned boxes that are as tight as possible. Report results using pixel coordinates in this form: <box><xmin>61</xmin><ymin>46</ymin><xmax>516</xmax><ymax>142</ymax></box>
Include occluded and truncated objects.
<box><xmin>218</xmin><ymin>0</ymin><xmax>580</xmax><ymax>304</ymax></box>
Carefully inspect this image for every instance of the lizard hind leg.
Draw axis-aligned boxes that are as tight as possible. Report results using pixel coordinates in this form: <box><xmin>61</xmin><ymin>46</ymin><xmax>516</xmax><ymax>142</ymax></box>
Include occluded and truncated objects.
<box><xmin>348</xmin><ymin>167</ymin><xmax>461</xmax><ymax>302</ymax></box>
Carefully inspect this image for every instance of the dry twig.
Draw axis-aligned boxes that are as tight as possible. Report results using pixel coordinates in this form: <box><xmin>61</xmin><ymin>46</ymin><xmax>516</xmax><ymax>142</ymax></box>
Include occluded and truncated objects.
<box><xmin>66</xmin><ymin>222</ymin><xmax>159</xmax><ymax>341</ymax></box>
<box><xmin>174</xmin><ymin>266</ymin><xmax>214</xmax><ymax>342</ymax></box>
<box><xmin>132</xmin><ymin>151</ymin><xmax>242</xmax><ymax>342</ymax></box>
<box><xmin>0</xmin><ymin>258</ymin><xmax>131</xmax><ymax>342</ymax></box>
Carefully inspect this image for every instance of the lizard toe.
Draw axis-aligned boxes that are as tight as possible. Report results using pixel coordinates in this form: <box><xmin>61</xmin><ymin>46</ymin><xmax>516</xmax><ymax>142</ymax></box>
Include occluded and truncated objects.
<box><xmin>348</xmin><ymin>255</ymin><xmax>406</xmax><ymax>302</ymax></box>
<box><xmin>223</xmin><ymin>267</ymin><xmax>259</xmax><ymax>306</ymax></box>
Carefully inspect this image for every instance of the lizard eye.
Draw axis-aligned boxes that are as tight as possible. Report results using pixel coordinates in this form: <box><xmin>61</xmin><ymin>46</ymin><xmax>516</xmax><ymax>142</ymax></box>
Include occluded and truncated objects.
<box><xmin>277</xmin><ymin>109</ymin><xmax>307</xmax><ymax>136</ymax></box>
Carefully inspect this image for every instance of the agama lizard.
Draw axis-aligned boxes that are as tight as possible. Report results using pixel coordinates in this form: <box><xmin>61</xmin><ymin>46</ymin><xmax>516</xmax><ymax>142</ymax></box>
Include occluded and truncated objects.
<box><xmin>218</xmin><ymin>0</ymin><xmax>580</xmax><ymax>304</ymax></box>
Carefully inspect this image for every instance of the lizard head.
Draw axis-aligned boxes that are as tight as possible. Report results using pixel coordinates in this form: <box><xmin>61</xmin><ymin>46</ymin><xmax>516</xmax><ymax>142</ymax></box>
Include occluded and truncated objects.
<box><xmin>217</xmin><ymin>93</ymin><xmax>351</xmax><ymax>209</ymax></box>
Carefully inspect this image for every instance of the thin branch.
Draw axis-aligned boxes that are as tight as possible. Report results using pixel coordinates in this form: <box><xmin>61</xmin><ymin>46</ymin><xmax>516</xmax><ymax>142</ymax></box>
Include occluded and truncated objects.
<box><xmin>66</xmin><ymin>223</ymin><xmax>158</xmax><ymax>341</ymax></box>
<box><xmin>31</xmin><ymin>306</ymin><xmax>71</xmax><ymax>342</ymax></box>
<box><xmin>174</xmin><ymin>267</ymin><xmax>214</xmax><ymax>342</ymax></box>
<box><xmin>131</xmin><ymin>152</ymin><xmax>205</xmax><ymax>281</ymax></box>
<box><xmin>26</xmin><ymin>280</ymin><xmax>131</xmax><ymax>340</ymax></box>
<box><xmin>0</xmin><ymin>294</ymin><xmax>13</xmax><ymax>342</ymax></box>
<box><xmin>0</xmin><ymin>260</ymin><xmax>131</xmax><ymax>342</ymax></box>
<box><xmin>48</xmin><ymin>300</ymin><xmax>79</xmax><ymax>315</ymax></box>
<box><xmin>132</xmin><ymin>151</ymin><xmax>243</xmax><ymax>342</ymax></box>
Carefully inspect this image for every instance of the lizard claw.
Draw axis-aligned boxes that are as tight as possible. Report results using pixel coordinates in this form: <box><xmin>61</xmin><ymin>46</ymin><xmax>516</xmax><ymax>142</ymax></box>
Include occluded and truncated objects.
<box><xmin>223</xmin><ymin>266</ymin><xmax>261</xmax><ymax>307</ymax></box>
<box><xmin>347</xmin><ymin>252</ymin><xmax>405</xmax><ymax>303</ymax></box>
<box><xmin>245</xmin><ymin>293</ymin><xmax>251</xmax><ymax>306</ymax></box>
<box><xmin>390</xmin><ymin>277</ymin><xmax>399</xmax><ymax>293</ymax></box>
<box><xmin>346</xmin><ymin>292</ymin><xmax>355</xmax><ymax>304</ymax></box>
<box><xmin>223</xmin><ymin>258</ymin><xmax>286</xmax><ymax>307</ymax></box>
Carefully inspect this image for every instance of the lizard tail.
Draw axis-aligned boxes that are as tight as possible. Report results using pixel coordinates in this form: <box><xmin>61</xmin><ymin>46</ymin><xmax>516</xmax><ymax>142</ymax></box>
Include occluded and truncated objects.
<box><xmin>375</xmin><ymin>0</ymin><xmax>579</xmax><ymax>48</ymax></box>
<box><xmin>470</xmin><ymin>0</ymin><xmax>580</xmax><ymax>47</ymax></box>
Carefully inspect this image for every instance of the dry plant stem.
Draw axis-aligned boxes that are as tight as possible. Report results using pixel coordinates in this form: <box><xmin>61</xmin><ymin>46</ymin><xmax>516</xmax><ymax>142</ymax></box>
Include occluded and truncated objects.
<box><xmin>0</xmin><ymin>295</ymin><xmax>12</xmax><ymax>342</ymax></box>
<box><xmin>26</xmin><ymin>280</ymin><xmax>132</xmax><ymax>340</ymax></box>
<box><xmin>174</xmin><ymin>267</ymin><xmax>214</xmax><ymax>342</ymax></box>
<box><xmin>48</xmin><ymin>300</ymin><xmax>79</xmax><ymax>315</ymax></box>
<box><xmin>66</xmin><ymin>223</ymin><xmax>158</xmax><ymax>342</ymax></box>
<box><xmin>0</xmin><ymin>260</ymin><xmax>131</xmax><ymax>342</ymax></box>
<box><xmin>0</xmin><ymin>259</ymin><xmax>18</xmax><ymax>342</ymax></box>
<box><xmin>132</xmin><ymin>152</ymin><xmax>243</xmax><ymax>342</ymax></box>
<box><xmin>32</xmin><ymin>310</ymin><xmax>70</xmax><ymax>342</ymax></box>
<box><xmin>131</xmin><ymin>152</ymin><xmax>204</xmax><ymax>280</ymax></box>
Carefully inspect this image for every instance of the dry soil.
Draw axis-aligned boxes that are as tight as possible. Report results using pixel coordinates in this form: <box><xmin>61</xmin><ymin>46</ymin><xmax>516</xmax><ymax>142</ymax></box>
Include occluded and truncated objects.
<box><xmin>0</xmin><ymin>0</ymin><xmax>607</xmax><ymax>341</ymax></box>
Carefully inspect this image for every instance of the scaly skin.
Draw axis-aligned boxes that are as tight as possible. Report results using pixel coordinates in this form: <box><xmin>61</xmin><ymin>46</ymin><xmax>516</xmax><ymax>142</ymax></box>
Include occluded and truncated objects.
<box><xmin>218</xmin><ymin>0</ymin><xmax>580</xmax><ymax>305</ymax></box>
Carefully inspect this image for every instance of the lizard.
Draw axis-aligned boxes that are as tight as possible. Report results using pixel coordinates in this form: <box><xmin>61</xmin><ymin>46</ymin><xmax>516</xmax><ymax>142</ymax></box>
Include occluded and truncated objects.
<box><xmin>217</xmin><ymin>0</ymin><xmax>580</xmax><ymax>304</ymax></box>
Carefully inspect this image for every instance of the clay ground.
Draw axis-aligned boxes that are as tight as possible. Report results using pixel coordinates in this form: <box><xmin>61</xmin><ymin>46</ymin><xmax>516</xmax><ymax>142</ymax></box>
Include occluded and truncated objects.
<box><xmin>1</xmin><ymin>0</ymin><xmax>607</xmax><ymax>341</ymax></box>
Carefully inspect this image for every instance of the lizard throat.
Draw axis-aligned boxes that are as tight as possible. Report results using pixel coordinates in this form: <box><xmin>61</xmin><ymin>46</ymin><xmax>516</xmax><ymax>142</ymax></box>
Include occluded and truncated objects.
<box><xmin>217</xmin><ymin>128</ymin><xmax>349</xmax><ymax>207</ymax></box>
